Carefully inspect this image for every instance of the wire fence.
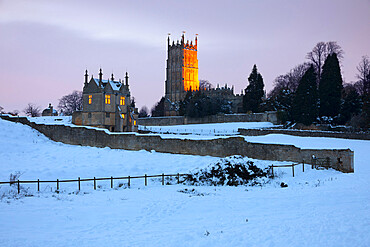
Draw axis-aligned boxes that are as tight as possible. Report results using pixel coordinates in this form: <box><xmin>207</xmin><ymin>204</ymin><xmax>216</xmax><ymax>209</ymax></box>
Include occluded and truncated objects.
<box><xmin>0</xmin><ymin>173</ymin><xmax>189</xmax><ymax>194</ymax></box>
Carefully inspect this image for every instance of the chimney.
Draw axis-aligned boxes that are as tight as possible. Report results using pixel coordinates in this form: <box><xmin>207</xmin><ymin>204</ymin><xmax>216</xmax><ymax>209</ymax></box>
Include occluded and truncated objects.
<box><xmin>49</xmin><ymin>103</ymin><xmax>53</xmax><ymax>115</ymax></box>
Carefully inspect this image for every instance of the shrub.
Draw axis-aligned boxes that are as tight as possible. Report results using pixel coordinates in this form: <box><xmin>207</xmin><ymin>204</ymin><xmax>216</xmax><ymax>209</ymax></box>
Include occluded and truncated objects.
<box><xmin>184</xmin><ymin>156</ymin><xmax>272</xmax><ymax>186</ymax></box>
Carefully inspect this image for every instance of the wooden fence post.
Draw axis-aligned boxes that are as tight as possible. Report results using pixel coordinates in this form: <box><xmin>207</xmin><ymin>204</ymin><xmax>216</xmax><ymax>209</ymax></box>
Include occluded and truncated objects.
<box><xmin>162</xmin><ymin>173</ymin><xmax>164</xmax><ymax>186</ymax></box>
<box><xmin>111</xmin><ymin>176</ymin><xmax>113</xmax><ymax>188</ymax></box>
<box><xmin>57</xmin><ymin>179</ymin><xmax>59</xmax><ymax>190</ymax></box>
<box><xmin>271</xmin><ymin>165</ymin><xmax>274</xmax><ymax>177</ymax></box>
<box><xmin>94</xmin><ymin>177</ymin><xmax>96</xmax><ymax>190</ymax></box>
<box><xmin>78</xmin><ymin>177</ymin><xmax>80</xmax><ymax>190</ymax></box>
<box><xmin>145</xmin><ymin>174</ymin><xmax>147</xmax><ymax>186</ymax></box>
<box><xmin>292</xmin><ymin>165</ymin><xmax>295</xmax><ymax>177</ymax></box>
<box><xmin>37</xmin><ymin>179</ymin><xmax>40</xmax><ymax>192</ymax></box>
<box><xmin>177</xmin><ymin>173</ymin><xmax>180</xmax><ymax>184</ymax></box>
<box><xmin>302</xmin><ymin>160</ymin><xmax>305</xmax><ymax>172</ymax></box>
<box><xmin>128</xmin><ymin>176</ymin><xmax>131</xmax><ymax>187</ymax></box>
<box><xmin>17</xmin><ymin>180</ymin><xmax>20</xmax><ymax>194</ymax></box>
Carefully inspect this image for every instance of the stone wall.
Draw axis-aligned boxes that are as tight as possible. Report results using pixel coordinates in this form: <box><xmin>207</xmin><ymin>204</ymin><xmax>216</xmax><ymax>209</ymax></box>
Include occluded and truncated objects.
<box><xmin>0</xmin><ymin>115</ymin><xmax>354</xmax><ymax>173</ymax></box>
<box><xmin>239</xmin><ymin>128</ymin><xmax>370</xmax><ymax>141</ymax></box>
<box><xmin>138</xmin><ymin>111</ymin><xmax>278</xmax><ymax>126</ymax></box>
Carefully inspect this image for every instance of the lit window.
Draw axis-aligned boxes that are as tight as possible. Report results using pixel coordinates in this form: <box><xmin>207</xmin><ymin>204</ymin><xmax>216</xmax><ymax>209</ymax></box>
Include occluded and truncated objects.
<box><xmin>134</xmin><ymin>120</ymin><xmax>136</xmax><ymax>125</ymax></box>
<box><xmin>120</xmin><ymin>96</ymin><xmax>125</xmax><ymax>105</ymax></box>
<box><xmin>88</xmin><ymin>95</ymin><xmax>92</xmax><ymax>104</ymax></box>
<box><xmin>105</xmin><ymin>95</ymin><xmax>111</xmax><ymax>104</ymax></box>
<box><xmin>121</xmin><ymin>114</ymin><xmax>125</xmax><ymax>119</ymax></box>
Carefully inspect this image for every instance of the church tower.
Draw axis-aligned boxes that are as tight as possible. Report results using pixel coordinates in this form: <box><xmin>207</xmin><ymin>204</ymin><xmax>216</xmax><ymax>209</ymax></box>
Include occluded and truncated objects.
<box><xmin>165</xmin><ymin>33</ymin><xmax>199</xmax><ymax>115</ymax></box>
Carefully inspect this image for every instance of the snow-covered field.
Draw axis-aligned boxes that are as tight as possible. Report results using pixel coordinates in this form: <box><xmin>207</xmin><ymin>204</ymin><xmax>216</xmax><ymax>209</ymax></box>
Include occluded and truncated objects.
<box><xmin>139</xmin><ymin>122</ymin><xmax>276</xmax><ymax>135</ymax></box>
<box><xmin>0</xmin><ymin>118</ymin><xmax>369</xmax><ymax>246</ymax></box>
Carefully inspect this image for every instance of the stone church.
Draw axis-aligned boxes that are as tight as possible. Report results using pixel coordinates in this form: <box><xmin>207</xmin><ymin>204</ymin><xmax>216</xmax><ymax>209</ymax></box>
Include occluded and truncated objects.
<box><xmin>164</xmin><ymin>33</ymin><xmax>243</xmax><ymax>116</ymax></box>
<box><xmin>73</xmin><ymin>69</ymin><xmax>138</xmax><ymax>132</ymax></box>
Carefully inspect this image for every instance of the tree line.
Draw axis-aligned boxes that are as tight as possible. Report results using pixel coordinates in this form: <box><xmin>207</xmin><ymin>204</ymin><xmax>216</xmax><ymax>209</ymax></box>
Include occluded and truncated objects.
<box><xmin>147</xmin><ymin>41</ymin><xmax>369</xmax><ymax>129</ymax></box>
<box><xmin>1</xmin><ymin>41</ymin><xmax>368</xmax><ymax>129</ymax></box>
<box><xmin>265</xmin><ymin>42</ymin><xmax>369</xmax><ymax>129</ymax></box>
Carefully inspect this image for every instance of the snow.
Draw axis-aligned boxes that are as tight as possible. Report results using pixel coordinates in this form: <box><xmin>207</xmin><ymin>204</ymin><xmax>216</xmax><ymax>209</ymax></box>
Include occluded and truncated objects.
<box><xmin>28</xmin><ymin>116</ymin><xmax>72</xmax><ymax>125</ymax></box>
<box><xmin>93</xmin><ymin>78</ymin><xmax>122</xmax><ymax>91</ymax></box>
<box><xmin>139</xmin><ymin>122</ymin><xmax>276</xmax><ymax>135</ymax></box>
<box><xmin>0</xmin><ymin>118</ymin><xmax>370</xmax><ymax>246</ymax></box>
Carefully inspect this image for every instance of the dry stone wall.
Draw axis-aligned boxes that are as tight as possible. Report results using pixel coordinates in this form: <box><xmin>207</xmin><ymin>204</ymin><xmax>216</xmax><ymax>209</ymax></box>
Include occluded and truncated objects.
<box><xmin>0</xmin><ymin>115</ymin><xmax>354</xmax><ymax>173</ymax></box>
<box><xmin>239</xmin><ymin>128</ymin><xmax>370</xmax><ymax>141</ymax></box>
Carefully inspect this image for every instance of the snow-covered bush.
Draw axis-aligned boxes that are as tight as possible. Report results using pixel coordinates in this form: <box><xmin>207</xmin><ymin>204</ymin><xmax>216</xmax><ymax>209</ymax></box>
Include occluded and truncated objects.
<box><xmin>184</xmin><ymin>156</ymin><xmax>272</xmax><ymax>186</ymax></box>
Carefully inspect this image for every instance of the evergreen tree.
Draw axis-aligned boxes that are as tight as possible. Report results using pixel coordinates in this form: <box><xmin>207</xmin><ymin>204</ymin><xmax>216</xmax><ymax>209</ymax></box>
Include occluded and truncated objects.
<box><xmin>319</xmin><ymin>53</ymin><xmax>343</xmax><ymax>118</ymax></box>
<box><xmin>151</xmin><ymin>97</ymin><xmax>165</xmax><ymax>117</ymax></box>
<box><xmin>339</xmin><ymin>85</ymin><xmax>362</xmax><ymax>124</ymax></box>
<box><xmin>264</xmin><ymin>87</ymin><xmax>295</xmax><ymax>123</ymax></box>
<box><xmin>243</xmin><ymin>65</ymin><xmax>265</xmax><ymax>113</ymax></box>
<box><xmin>291</xmin><ymin>65</ymin><xmax>318</xmax><ymax>125</ymax></box>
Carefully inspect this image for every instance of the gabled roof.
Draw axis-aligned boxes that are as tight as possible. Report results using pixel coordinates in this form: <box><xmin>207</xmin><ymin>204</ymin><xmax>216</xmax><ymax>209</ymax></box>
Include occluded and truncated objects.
<box><xmin>93</xmin><ymin>78</ymin><xmax>122</xmax><ymax>91</ymax></box>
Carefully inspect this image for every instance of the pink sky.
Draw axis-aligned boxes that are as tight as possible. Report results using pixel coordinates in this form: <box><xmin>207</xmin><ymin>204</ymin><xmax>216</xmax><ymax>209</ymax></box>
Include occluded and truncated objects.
<box><xmin>0</xmin><ymin>0</ymin><xmax>369</xmax><ymax>114</ymax></box>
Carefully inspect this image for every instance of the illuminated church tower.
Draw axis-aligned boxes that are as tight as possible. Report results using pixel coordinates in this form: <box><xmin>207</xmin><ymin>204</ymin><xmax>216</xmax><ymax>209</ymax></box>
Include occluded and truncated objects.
<box><xmin>165</xmin><ymin>33</ymin><xmax>199</xmax><ymax>115</ymax></box>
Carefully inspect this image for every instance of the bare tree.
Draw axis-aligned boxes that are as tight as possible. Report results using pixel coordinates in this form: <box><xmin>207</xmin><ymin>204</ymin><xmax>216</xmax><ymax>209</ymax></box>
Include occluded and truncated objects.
<box><xmin>326</xmin><ymin>41</ymin><xmax>344</xmax><ymax>59</ymax></box>
<box><xmin>138</xmin><ymin>106</ymin><xmax>149</xmax><ymax>118</ymax></box>
<box><xmin>199</xmin><ymin>79</ymin><xmax>213</xmax><ymax>90</ymax></box>
<box><xmin>269</xmin><ymin>63</ymin><xmax>310</xmax><ymax>98</ymax></box>
<box><xmin>24</xmin><ymin>103</ymin><xmax>41</xmax><ymax>117</ymax></box>
<box><xmin>356</xmin><ymin>55</ymin><xmax>370</xmax><ymax>96</ymax></box>
<box><xmin>58</xmin><ymin>91</ymin><xmax>83</xmax><ymax>116</ymax></box>
<box><xmin>306</xmin><ymin>41</ymin><xmax>344</xmax><ymax>80</ymax></box>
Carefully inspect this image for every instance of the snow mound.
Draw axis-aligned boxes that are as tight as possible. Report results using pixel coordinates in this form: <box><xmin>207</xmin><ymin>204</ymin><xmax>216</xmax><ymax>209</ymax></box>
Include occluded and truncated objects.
<box><xmin>184</xmin><ymin>156</ymin><xmax>272</xmax><ymax>186</ymax></box>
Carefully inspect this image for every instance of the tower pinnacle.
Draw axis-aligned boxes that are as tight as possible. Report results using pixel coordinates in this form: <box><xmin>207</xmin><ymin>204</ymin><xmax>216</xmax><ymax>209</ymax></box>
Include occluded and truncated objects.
<box><xmin>125</xmin><ymin>72</ymin><xmax>129</xmax><ymax>86</ymax></box>
<box><xmin>84</xmin><ymin>69</ymin><xmax>89</xmax><ymax>87</ymax></box>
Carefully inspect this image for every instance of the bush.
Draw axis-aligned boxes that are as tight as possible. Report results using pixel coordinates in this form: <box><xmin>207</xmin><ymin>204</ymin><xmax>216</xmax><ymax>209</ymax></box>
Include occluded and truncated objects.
<box><xmin>184</xmin><ymin>156</ymin><xmax>272</xmax><ymax>186</ymax></box>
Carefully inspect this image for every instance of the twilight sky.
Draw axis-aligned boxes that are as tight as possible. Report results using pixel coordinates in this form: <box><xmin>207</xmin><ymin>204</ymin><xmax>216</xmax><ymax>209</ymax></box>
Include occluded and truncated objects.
<box><xmin>0</xmin><ymin>0</ymin><xmax>369</xmax><ymax>113</ymax></box>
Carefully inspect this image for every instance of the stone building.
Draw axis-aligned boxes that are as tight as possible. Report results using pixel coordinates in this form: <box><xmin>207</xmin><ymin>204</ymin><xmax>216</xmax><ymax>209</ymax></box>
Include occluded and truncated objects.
<box><xmin>164</xmin><ymin>33</ymin><xmax>200</xmax><ymax>116</ymax></box>
<box><xmin>42</xmin><ymin>103</ymin><xmax>58</xmax><ymax>116</ymax></box>
<box><xmin>203</xmin><ymin>85</ymin><xmax>244</xmax><ymax>113</ymax></box>
<box><xmin>74</xmin><ymin>69</ymin><xmax>138</xmax><ymax>132</ymax></box>
<box><xmin>164</xmin><ymin>33</ymin><xmax>243</xmax><ymax>116</ymax></box>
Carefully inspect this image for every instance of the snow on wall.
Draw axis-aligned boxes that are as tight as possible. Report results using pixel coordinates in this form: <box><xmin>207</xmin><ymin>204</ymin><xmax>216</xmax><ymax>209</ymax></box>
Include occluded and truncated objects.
<box><xmin>0</xmin><ymin>115</ymin><xmax>354</xmax><ymax>172</ymax></box>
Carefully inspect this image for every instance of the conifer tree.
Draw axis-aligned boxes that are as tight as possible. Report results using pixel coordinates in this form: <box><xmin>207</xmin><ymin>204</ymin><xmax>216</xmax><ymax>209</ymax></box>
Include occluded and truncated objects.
<box><xmin>151</xmin><ymin>97</ymin><xmax>165</xmax><ymax>117</ymax></box>
<box><xmin>339</xmin><ymin>85</ymin><xmax>362</xmax><ymax>124</ymax></box>
<box><xmin>291</xmin><ymin>65</ymin><xmax>318</xmax><ymax>125</ymax></box>
<box><xmin>243</xmin><ymin>65</ymin><xmax>265</xmax><ymax>113</ymax></box>
<box><xmin>319</xmin><ymin>53</ymin><xmax>343</xmax><ymax>118</ymax></box>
